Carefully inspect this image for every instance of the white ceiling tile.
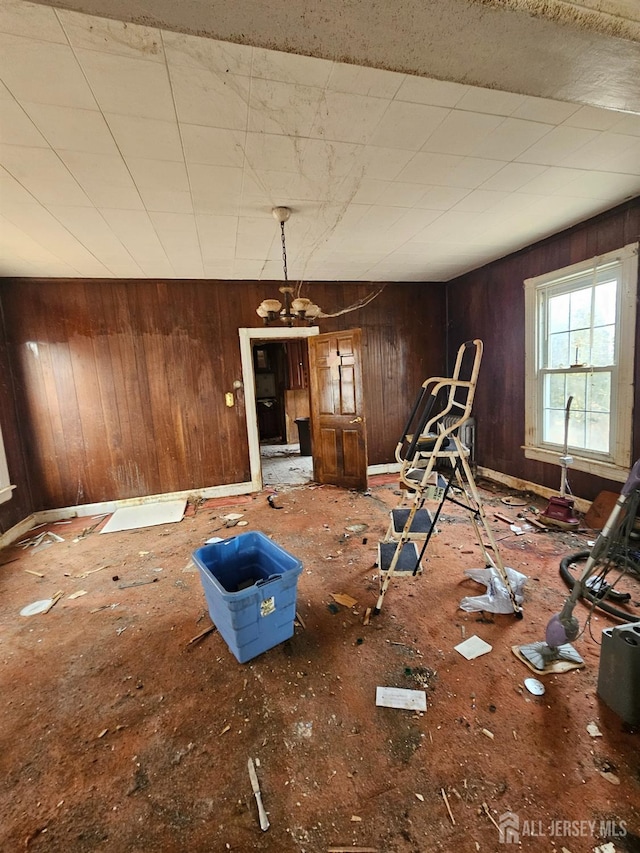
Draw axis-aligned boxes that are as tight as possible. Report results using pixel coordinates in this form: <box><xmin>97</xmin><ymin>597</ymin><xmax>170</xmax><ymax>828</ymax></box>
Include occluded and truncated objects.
<box><xmin>515</xmin><ymin>125</ymin><xmax>600</xmax><ymax>165</ymax></box>
<box><xmin>85</xmin><ymin>184</ymin><xmax>144</xmax><ymax>210</ymax></box>
<box><xmin>244</xmin><ymin>132</ymin><xmax>304</xmax><ymax>173</ymax></box>
<box><xmin>105</xmin><ymin>113</ymin><xmax>183</xmax><ymax>161</ymax></box>
<box><xmin>181</xmin><ymin>124</ymin><xmax>246</xmax><ymax>167</ymax></box>
<box><xmin>125</xmin><ymin>158</ymin><xmax>189</xmax><ymax>191</ymax></box>
<box><xmin>58</xmin><ymin>10</ymin><xmax>164</xmax><ymax>61</ymax></box>
<box><xmin>171</xmin><ymin>64</ymin><xmax>249</xmax><ymax>130</ymax></box>
<box><xmin>0</xmin><ymin>97</ymin><xmax>47</xmax><ymax>146</ymax></box>
<box><xmin>77</xmin><ymin>48</ymin><xmax>175</xmax><ymax>121</ymax></box>
<box><xmin>411</xmin><ymin>210</ymin><xmax>486</xmax><ymax>243</ymax></box>
<box><xmin>455</xmin><ymin>86</ymin><xmax>527</xmax><ymax>116</ymax></box>
<box><xmin>23</xmin><ymin>102</ymin><xmax>118</xmax><ymax>154</ymax></box>
<box><xmin>306</xmin><ymin>90</ymin><xmax>386</xmax><ymax>144</ymax></box>
<box><xmin>251</xmin><ymin>47</ymin><xmax>332</xmax><ymax>88</ymax></box>
<box><xmin>479</xmin><ymin>162</ymin><xmax>547</xmax><ymax>191</ymax></box>
<box><xmin>162</xmin><ymin>30</ymin><xmax>252</xmax><ymax>75</ymax></box>
<box><xmin>301</xmin><ymin>139</ymin><xmax>360</xmax><ymax>182</ymax></box>
<box><xmin>605</xmin><ymin>139</ymin><xmax>640</xmax><ymax>174</ymax></box>
<box><xmin>203</xmin><ymin>260</ymin><xmax>235</xmax><ymax>277</ymax></box>
<box><xmin>0</xmin><ymin>34</ymin><xmax>96</xmax><ymax>108</ymax></box>
<box><xmin>138</xmin><ymin>188</ymin><xmax>193</xmax><ymax>213</ymax></box>
<box><xmin>59</xmin><ymin>150</ymin><xmax>134</xmax><ymax>189</ymax></box>
<box><xmin>562</xmin><ymin>104</ymin><xmax>622</xmax><ymax>131</ymax></box>
<box><xmin>451</xmin><ymin>189</ymin><xmax>510</xmax><ymax>212</ymax></box>
<box><xmin>196</xmin><ymin>213</ymin><xmax>238</xmax><ymax>250</ymax></box>
<box><xmin>0</xmin><ymin>0</ymin><xmax>66</xmax><ymax>43</ymax></box>
<box><xmin>148</xmin><ymin>211</ymin><xmax>197</xmax><ymax>232</ymax></box>
<box><xmin>380</xmin><ymin>181</ymin><xmax>431</xmax><ymax>207</ymax></box>
<box><xmin>553</xmin><ymin>171</ymin><xmax>640</xmax><ymax>200</ymax></box>
<box><xmin>610</xmin><ymin>112</ymin><xmax>640</xmax><ymax>137</ymax></box>
<box><xmin>511</xmin><ymin>95</ymin><xmax>582</xmax><ymax>124</ymax></box>
<box><xmin>516</xmin><ymin>165</ymin><xmax>587</xmax><ymax>194</ymax></box>
<box><xmin>369</xmin><ymin>101</ymin><xmax>449</xmax><ymax>150</ymax></box>
<box><xmin>235</xmin><ymin>258</ymin><xmax>269</xmax><ymax>278</ymax></box>
<box><xmin>560</xmin><ymin>132</ymin><xmax>639</xmax><ymax>170</ymax></box>
<box><xmin>414</xmin><ymin>185</ymin><xmax>469</xmax><ymax>209</ymax></box>
<box><xmin>394</xmin><ymin>76</ymin><xmax>468</xmax><ymax>108</ymax></box>
<box><xmin>100</xmin><ymin>208</ymin><xmax>171</xmax><ymax>263</ymax></box>
<box><xmin>351</xmin><ymin>178</ymin><xmax>387</xmax><ymax>205</ymax></box>
<box><xmin>470</xmin><ymin>118</ymin><xmax>552</xmax><ymax>160</ymax></box>
<box><xmin>235</xmin><ymin>215</ymin><xmax>278</xmax><ymax>259</ymax></box>
<box><xmin>0</xmin><ymin>144</ymin><xmax>92</xmax><ymax>205</ymax></box>
<box><xmin>355</xmin><ymin>146</ymin><xmax>415</xmax><ymax>181</ymax></box>
<box><xmin>396</xmin><ymin>152</ymin><xmax>463</xmax><ymax>185</ymax></box>
<box><xmin>326</xmin><ymin>63</ymin><xmax>404</xmax><ymax>99</ymax></box>
<box><xmin>188</xmin><ymin>163</ymin><xmax>243</xmax><ymax>214</ymax></box>
<box><xmin>0</xmin><ymin>164</ymin><xmax>37</xmax><ymax>206</ymax></box>
<box><xmin>420</xmin><ymin>111</ymin><xmax>503</xmax><ymax>156</ymax></box>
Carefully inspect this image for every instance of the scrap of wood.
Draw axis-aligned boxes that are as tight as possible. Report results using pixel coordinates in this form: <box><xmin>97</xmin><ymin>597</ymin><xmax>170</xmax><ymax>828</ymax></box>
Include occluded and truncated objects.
<box><xmin>441</xmin><ymin>788</ymin><xmax>455</xmax><ymax>825</ymax></box>
<box><xmin>527</xmin><ymin>516</ymin><xmax>549</xmax><ymax>530</ymax></box>
<box><xmin>482</xmin><ymin>802</ymin><xmax>501</xmax><ymax>831</ymax></box>
<box><xmin>24</xmin><ymin>569</ymin><xmax>45</xmax><ymax>578</ymax></box>
<box><xmin>327</xmin><ymin>848</ymin><xmax>379</xmax><ymax>852</ymax></box>
<box><xmin>363</xmin><ymin>607</ymin><xmax>372</xmax><ymax>626</ymax></box>
<box><xmin>295</xmin><ymin>610</ymin><xmax>306</xmax><ymax>629</ymax></box>
<box><xmin>43</xmin><ymin>591</ymin><xmax>63</xmax><ymax>614</ymax></box>
<box><xmin>67</xmin><ymin>590</ymin><xmax>88</xmax><ymax>600</ymax></box>
<box><xmin>493</xmin><ymin>512</ymin><xmax>515</xmax><ymax>525</ymax></box>
<box><xmin>330</xmin><ymin>593</ymin><xmax>358</xmax><ymax>608</ymax></box>
<box><xmin>187</xmin><ymin>624</ymin><xmax>217</xmax><ymax>645</ymax></box>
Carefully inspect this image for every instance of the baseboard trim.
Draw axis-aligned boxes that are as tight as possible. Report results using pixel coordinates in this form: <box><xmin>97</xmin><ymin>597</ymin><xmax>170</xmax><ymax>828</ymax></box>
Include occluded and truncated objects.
<box><xmin>477</xmin><ymin>466</ymin><xmax>591</xmax><ymax>514</ymax></box>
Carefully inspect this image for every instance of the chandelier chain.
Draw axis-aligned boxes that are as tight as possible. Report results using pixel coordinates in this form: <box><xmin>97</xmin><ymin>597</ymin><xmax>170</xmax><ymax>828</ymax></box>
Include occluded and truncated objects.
<box><xmin>280</xmin><ymin>221</ymin><xmax>288</xmax><ymax>282</ymax></box>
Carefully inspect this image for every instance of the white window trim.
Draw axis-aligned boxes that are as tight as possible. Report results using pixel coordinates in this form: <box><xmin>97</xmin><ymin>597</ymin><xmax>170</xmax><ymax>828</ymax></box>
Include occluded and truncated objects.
<box><xmin>523</xmin><ymin>242</ymin><xmax>638</xmax><ymax>483</ymax></box>
<box><xmin>0</xmin><ymin>421</ymin><xmax>15</xmax><ymax>504</ymax></box>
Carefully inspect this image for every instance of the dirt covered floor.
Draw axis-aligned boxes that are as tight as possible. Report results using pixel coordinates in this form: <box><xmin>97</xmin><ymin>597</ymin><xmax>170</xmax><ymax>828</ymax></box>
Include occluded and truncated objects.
<box><xmin>0</xmin><ymin>475</ymin><xmax>638</xmax><ymax>853</ymax></box>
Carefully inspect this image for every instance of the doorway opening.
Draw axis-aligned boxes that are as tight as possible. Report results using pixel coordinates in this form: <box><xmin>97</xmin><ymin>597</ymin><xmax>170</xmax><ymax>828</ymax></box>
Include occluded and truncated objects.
<box><xmin>239</xmin><ymin>326</ymin><xmax>319</xmax><ymax>492</ymax></box>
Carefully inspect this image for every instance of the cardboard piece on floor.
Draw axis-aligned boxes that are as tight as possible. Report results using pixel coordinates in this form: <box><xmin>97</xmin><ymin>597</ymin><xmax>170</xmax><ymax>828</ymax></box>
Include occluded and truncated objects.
<box><xmin>584</xmin><ymin>491</ymin><xmax>619</xmax><ymax>530</ymax></box>
<box><xmin>511</xmin><ymin>645</ymin><xmax>585</xmax><ymax>674</ymax></box>
<box><xmin>376</xmin><ymin>686</ymin><xmax>427</xmax><ymax>711</ymax></box>
<box><xmin>454</xmin><ymin>635</ymin><xmax>492</xmax><ymax>660</ymax></box>
<box><xmin>100</xmin><ymin>500</ymin><xmax>187</xmax><ymax>534</ymax></box>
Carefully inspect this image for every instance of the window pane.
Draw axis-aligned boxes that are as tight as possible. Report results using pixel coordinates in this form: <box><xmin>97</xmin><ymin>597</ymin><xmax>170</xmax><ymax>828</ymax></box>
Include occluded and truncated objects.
<box><xmin>543</xmin><ymin>404</ymin><xmax>565</xmax><ymax>445</ymax></box>
<box><xmin>548</xmin><ymin>292</ymin><xmax>570</xmax><ymax>333</ymax></box>
<box><xmin>586</xmin><ymin>412</ymin><xmax>610</xmax><ymax>453</ymax></box>
<box><xmin>566</xmin><ymin>372</ymin><xmax>587</xmax><ymax>410</ymax></box>
<box><xmin>546</xmin><ymin>373</ymin><xmax>566</xmax><ymax>409</ymax></box>
<box><xmin>587</xmin><ymin>372</ymin><xmax>611</xmax><ymax>414</ymax></box>
<box><xmin>548</xmin><ymin>331</ymin><xmax>569</xmax><ymax>367</ymax></box>
<box><xmin>591</xmin><ymin>324</ymin><xmax>615</xmax><ymax>366</ymax></box>
<box><xmin>593</xmin><ymin>280</ymin><xmax>616</xmax><ymax>326</ymax></box>
<box><xmin>569</xmin><ymin>286</ymin><xmax>591</xmax><ymax>330</ymax></box>
<box><xmin>568</xmin><ymin>329</ymin><xmax>590</xmax><ymax>366</ymax></box>
<box><xmin>567</xmin><ymin>410</ymin><xmax>586</xmax><ymax>449</ymax></box>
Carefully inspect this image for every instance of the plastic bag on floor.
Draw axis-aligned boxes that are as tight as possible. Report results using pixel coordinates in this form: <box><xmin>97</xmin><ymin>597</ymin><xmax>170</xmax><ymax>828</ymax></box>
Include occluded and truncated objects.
<box><xmin>459</xmin><ymin>566</ymin><xmax>527</xmax><ymax>613</ymax></box>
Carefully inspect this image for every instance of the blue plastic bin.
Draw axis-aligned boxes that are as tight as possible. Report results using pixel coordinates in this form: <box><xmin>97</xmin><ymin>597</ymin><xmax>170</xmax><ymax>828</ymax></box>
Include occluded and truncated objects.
<box><xmin>192</xmin><ymin>532</ymin><xmax>303</xmax><ymax>663</ymax></box>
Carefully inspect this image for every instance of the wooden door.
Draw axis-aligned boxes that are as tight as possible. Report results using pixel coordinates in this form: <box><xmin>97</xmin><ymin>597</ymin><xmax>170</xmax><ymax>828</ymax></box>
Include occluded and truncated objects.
<box><xmin>308</xmin><ymin>329</ymin><xmax>368</xmax><ymax>490</ymax></box>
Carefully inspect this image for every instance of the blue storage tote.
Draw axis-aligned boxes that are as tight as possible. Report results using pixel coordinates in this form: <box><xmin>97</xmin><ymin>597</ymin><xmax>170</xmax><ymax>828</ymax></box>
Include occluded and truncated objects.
<box><xmin>192</xmin><ymin>531</ymin><xmax>303</xmax><ymax>663</ymax></box>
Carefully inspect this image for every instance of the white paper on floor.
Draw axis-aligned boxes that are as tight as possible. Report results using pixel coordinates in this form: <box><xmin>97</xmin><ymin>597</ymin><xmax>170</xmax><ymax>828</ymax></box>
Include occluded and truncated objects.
<box><xmin>454</xmin><ymin>635</ymin><xmax>493</xmax><ymax>660</ymax></box>
<box><xmin>100</xmin><ymin>500</ymin><xmax>187</xmax><ymax>534</ymax></box>
<box><xmin>376</xmin><ymin>686</ymin><xmax>427</xmax><ymax>711</ymax></box>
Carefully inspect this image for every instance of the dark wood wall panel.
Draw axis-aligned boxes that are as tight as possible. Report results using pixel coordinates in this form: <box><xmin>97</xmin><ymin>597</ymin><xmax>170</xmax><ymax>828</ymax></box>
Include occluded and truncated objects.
<box><xmin>446</xmin><ymin>198</ymin><xmax>640</xmax><ymax>502</ymax></box>
<box><xmin>0</xmin><ymin>279</ymin><xmax>446</xmax><ymax>512</ymax></box>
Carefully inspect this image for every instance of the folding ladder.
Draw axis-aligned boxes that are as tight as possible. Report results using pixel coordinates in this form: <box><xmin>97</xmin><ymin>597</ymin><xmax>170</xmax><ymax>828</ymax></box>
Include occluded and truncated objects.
<box><xmin>374</xmin><ymin>339</ymin><xmax>523</xmax><ymax>618</ymax></box>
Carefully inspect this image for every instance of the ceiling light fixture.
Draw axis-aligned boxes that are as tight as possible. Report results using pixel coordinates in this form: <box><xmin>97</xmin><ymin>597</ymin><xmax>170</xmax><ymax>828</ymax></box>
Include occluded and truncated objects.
<box><xmin>256</xmin><ymin>207</ymin><xmax>322</xmax><ymax>327</ymax></box>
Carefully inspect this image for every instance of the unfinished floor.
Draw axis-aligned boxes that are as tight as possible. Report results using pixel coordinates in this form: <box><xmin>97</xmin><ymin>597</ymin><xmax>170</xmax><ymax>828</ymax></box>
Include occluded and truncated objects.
<box><xmin>0</xmin><ymin>475</ymin><xmax>638</xmax><ymax>853</ymax></box>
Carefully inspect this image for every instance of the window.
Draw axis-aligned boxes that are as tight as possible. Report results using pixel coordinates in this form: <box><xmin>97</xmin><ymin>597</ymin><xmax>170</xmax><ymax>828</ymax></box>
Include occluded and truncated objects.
<box><xmin>524</xmin><ymin>242</ymin><xmax>638</xmax><ymax>481</ymax></box>
<box><xmin>0</xmin><ymin>421</ymin><xmax>13</xmax><ymax>504</ymax></box>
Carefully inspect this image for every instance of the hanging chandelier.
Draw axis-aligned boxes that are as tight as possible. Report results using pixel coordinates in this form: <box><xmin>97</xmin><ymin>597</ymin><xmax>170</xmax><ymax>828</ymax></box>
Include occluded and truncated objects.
<box><xmin>256</xmin><ymin>207</ymin><xmax>322</xmax><ymax>327</ymax></box>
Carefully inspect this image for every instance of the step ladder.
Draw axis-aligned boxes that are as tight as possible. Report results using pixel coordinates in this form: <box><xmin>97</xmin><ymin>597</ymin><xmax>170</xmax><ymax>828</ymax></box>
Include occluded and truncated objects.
<box><xmin>374</xmin><ymin>339</ymin><xmax>523</xmax><ymax>618</ymax></box>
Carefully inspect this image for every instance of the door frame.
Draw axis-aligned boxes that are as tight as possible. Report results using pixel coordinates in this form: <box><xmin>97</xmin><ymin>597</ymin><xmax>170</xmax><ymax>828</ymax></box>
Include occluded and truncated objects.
<box><xmin>239</xmin><ymin>326</ymin><xmax>319</xmax><ymax>491</ymax></box>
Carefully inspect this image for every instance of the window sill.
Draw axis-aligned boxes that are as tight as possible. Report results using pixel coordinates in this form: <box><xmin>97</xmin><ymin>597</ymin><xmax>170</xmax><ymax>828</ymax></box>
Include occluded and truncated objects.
<box><xmin>522</xmin><ymin>446</ymin><xmax>628</xmax><ymax>483</ymax></box>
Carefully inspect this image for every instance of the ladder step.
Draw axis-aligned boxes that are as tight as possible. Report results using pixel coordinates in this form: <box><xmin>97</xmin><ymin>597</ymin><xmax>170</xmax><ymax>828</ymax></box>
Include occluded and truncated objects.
<box><xmin>378</xmin><ymin>541</ymin><xmax>423</xmax><ymax>576</ymax></box>
<box><xmin>390</xmin><ymin>508</ymin><xmax>434</xmax><ymax>539</ymax></box>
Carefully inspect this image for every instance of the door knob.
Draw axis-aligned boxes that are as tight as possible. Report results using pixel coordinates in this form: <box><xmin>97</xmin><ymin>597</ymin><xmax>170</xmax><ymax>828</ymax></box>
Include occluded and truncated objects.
<box><xmin>350</xmin><ymin>416</ymin><xmax>363</xmax><ymax>424</ymax></box>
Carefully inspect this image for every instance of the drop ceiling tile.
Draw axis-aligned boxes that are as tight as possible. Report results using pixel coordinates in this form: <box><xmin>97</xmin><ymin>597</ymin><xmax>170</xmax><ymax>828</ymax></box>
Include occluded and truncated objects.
<box><xmin>351</xmin><ymin>178</ymin><xmax>387</xmax><ymax>205</ymax></box>
<box><xmin>368</xmin><ymin>101</ymin><xmax>450</xmax><ymax>150</ymax></box>
<box><xmin>85</xmin><ymin>184</ymin><xmax>144</xmax><ymax>210</ymax></box>
<box><xmin>326</xmin><ymin>63</ymin><xmax>404</xmax><ymax>99</ymax></box>
<box><xmin>310</xmin><ymin>90</ymin><xmax>390</xmax><ymax>144</ymax></box>
<box><xmin>380</xmin><ymin>181</ymin><xmax>431</xmax><ymax>207</ymax></box>
<box><xmin>0</xmin><ymin>165</ymin><xmax>36</xmax><ymax>206</ymax></box>
<box><xmin>104</xmin><ymin>113</ymin><xmax>183</xmax><ymax>162</ymax></box>
<box><xmin>553</xmin><ymin>170</ymin><xmax>640</xmax><ymax>200</ymax></box>
<box><xmin>511</xmin><ymin>95</ymin><xmax>581</xmax><ymax>125</ymax></box>
<box><xmin>235</xmin><ymin>258</ymin><xmax>270</xmax><ymax>278</ymax></box>
<box><xmin>470</xmin><ymin>118</ymin><xmax>552</xmax><ymax>161</ymax></box>
<box><xmin>355</xmin><ymin>146</ymin><xmax>414</xmax><ymax>181</ymax></box>
<box><xmin>0</xmin><ymin>34</ymin><xmax>96</xmax><ymax>108</ymax></box>
<box><xmin>515</xmin><ymin>125</ymin><xmax>599</xmax><ymax>165</ymax></box>
<box><xmin>455</xmin><ymin>86</ymin><xmax>527</xmax><ymax>116</ymax></box>
<box><xmin>0</xmin><ymin>98</ymin><xmax>47</xmax><ymax>146</ymax></box>
<box><xmin>251</xmin><ymin>47</ymin><xmax>332</xmax><ymax>88</ymax></box>
<box><xmin>203</xmin><ymin>260</ymin><xmax>235</xmax><ymax>277</ymax></box>
<box><xmin>125</xmin><ymin>158</ymin><xmax>189</xmax><ymax>191</ymax></box>
<box><xmin>414</xmin><ymin>185</ymin><xmax>469</xmax><ymax>210</ymax></box>
<box><xmin>188</xmin><ymin>163</ymin><xmax>243</xmax><ymax>214</ymax></box>
<box><xmin>181</xmin><ymin>124</ymin><xmax>246</xmax><ymax>167</ymax></box>
<box><xmin>172</xmin><ymin>64</ymin><xmax>249</xmax><ymax>130</ymax></box>
<box><xmin>560</xmin><ymin>132</ymin><xmax>639</xmax><ymax>170</ymax></box>
<box><xmin>479</xmin><ymin>161</ymin><xmax>547</xmax><ymax>191</ymax></box>
<box><xmin>58</xmin><ymin>10</ymin><xmax>164</xmax><ymax>61</ymax></box>
<box><xmin>138</xmin><ymin>188</ymin><xmax>194</xmax><ymax>213</ymax></box>
<box><xmin>411</xmin><ymin>210</ymin><xmax>486</xmax><ymax>243</ymax></box>
<box><xmin>394</xmin><ymin>76</ymin><xmax>468</xmax><ymax>108</ymax></box>
<box><xmin>451</xmin><ymin>189</ymin><xmax>510</xmax><ymax>212</ymax></box>
<box><xmin>610</xmin><ymin>113</ymin><xmax>640</xmax><ymax>137</ymax></box>
<box><xmin>420</xmin><ymin>111</ymin><xmax>503</xmax><ymax>156</ymax></box>
<box><xmin>301</xmin><ymin>139</ymin><xmax>360</xmax><ymax>182</ymax></box>
<box><xmin>515</xmin><ymin>165</ymin><xmax>586</xmax><ymax>194</ymax></box>
<box><xmin>0</xmin><ymin>144</ymin><xmax>92</xmax><ymax>205</ymax></box>
<box><xmin>100</xmin><ymin>208</ymin><xmax>171</xmax><ymax>263</ymax></box>
<box><xmin>59</xmin><ymin>150</ymin><xmax>135</xmax><ymax>189</ymax></box>
<box><xmin>0</xmin><ymin>0</ymin><xmax>66</xmax><ymax>43</ymax></box>
<box><xmin>605</xmin><ymin>139</ymin><xmax>640</xmax><ymax>174</ymax></box>
<box><xmin>162</xmin><ymin>31</ymin><xmax>252</xmax><ymax>75</ymax></box>
<box><xmin>562</xmin><ymin>104</ymin><xmax>622</xmax><ymax>131</ymax></box>
<box><xmin>396</xmin><ymin>152</ymin><xmax>463</xmax><ymax>185</ymax></box>
<box><xmin>76</xmin><ymin>48</ymin><xmax>175</xmax><ymax>121</ymax></box>
<box><xmin>244</xmin><ymin>132</ymin><xmax>304</xmax><ymax>173</ymax></box>
<box><xmin>23</xmin><ymin>102</ymin><xmax>118</xmax><ymax>154</ymax></box>
<box><xmin>235</xmin><ymin>215</ymin><xmax>278</xmax><ymax>259</ymax></box>
<box><xmin>195</xmin><ymin>214</ymin><xmax>238</xmax><ymax>248</ymax></box>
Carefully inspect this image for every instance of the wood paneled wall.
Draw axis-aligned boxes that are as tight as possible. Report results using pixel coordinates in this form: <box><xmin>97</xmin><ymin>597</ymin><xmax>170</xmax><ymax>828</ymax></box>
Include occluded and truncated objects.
<box><xmin>446</xmin><ymin>198</ymin><xmax>640</xmax><ymax>502</ymax></box>
<box><xmin>0</xmin><ymin>279</ymin><xmax>446</xmax><ymax>515</ymax></box>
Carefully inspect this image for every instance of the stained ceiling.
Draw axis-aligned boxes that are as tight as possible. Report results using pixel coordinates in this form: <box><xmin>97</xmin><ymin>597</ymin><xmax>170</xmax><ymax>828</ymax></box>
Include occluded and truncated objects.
<box><xmin>0</xmin><ymin>0</ymin><xmax>639</xmax><ymax>281</ymax></box>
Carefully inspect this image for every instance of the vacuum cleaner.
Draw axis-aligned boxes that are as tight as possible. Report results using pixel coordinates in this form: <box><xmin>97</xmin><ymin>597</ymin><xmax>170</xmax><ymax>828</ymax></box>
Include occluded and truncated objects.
<box><xmin>539</xmin><ymin>396</ymin><xmax>580</xmax><ymax>530</ymax></box>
